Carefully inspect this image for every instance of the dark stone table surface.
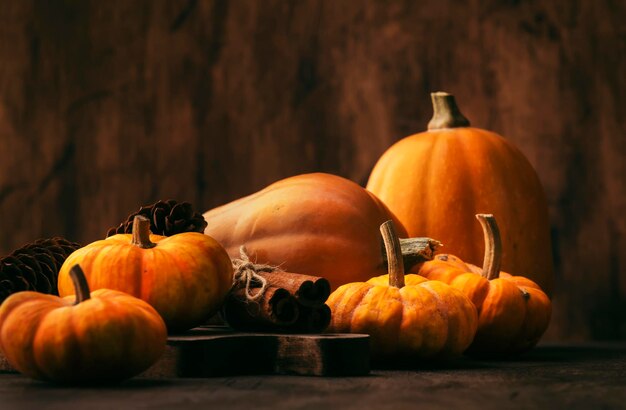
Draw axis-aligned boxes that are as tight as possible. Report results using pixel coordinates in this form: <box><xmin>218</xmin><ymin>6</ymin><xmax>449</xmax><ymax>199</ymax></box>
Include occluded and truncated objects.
<box><xmin>1</xmin><ymin>343</ymin><xmax>625</xmax><ymax>410</ymax></box>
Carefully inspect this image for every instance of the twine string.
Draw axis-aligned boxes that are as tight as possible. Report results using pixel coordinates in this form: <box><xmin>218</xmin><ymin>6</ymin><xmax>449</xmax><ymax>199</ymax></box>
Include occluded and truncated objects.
<box><xmin>231</xmin><ymin>245</ymin><xmax>277</xmax><ymax>302</ymax></box>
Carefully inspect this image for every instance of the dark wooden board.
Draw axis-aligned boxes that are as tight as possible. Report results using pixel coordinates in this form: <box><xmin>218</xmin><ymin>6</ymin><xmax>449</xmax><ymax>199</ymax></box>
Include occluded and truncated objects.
<box><xmin>0</xmin><ymin>326</ymin><xmax>370</xmax><ymax>378</ymax></box>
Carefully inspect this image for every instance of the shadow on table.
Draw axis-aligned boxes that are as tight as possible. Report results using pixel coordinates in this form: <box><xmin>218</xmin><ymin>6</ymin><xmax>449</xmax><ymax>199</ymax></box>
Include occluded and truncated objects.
<box><xmin>21</xmin><ymin>377</ymin><xmax>176</xmax><ymax>390</ymax></box>
<box><xmin>515</xmin><ymin>343</ymin><xmax>626</xmax><ymax>362</ymax></box>
<box><xmin>369</xmin><ymin>343</ymin><xmax>626</xmax><ymax>372</ymax></box>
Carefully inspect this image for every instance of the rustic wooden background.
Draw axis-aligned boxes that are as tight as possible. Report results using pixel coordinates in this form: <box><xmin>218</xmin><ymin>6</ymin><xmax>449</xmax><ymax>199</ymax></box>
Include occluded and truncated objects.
<box><xmin>0</xmin><ymin>0</ymin><xmax>624</xmax><ymax>341</ymax></box>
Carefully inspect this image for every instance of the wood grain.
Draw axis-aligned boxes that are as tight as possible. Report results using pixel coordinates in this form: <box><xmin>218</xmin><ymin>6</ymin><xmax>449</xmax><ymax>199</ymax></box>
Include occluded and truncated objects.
<box><xmin>0</xmin><ymin>0</ymin><xmax>624</xmax><ymax>340</ymax></box>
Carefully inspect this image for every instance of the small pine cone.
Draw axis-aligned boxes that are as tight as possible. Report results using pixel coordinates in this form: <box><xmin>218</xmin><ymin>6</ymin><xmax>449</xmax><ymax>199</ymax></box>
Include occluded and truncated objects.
<box><xmin>0</xmin><ymin>237</ymin><xmax>82</xmax><ymax>304</ymax></box>
<box><xmin>106</xmin><ymin>200</ymin><xmax>208</xmax><ymax>237</ymax></box>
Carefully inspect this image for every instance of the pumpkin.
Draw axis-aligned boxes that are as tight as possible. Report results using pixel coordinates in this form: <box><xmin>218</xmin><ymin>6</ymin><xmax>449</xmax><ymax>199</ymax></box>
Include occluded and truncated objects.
<box><xmin>326</xmin><ymin>221</ymin><xmax>477</xmax><ymax>363</ymax></box>
<box><xmin>419</xmin><ymin>214</ymin><xmax>551</xmax><ymax>356</ymax></box>
<box><xmin>57</xmin><ymin>216</ymin><xmax>233</xmax><ymax>332</ymax></box>
<box><xmin>203</xmin><ymin>173</ymin><xmax>439</xmax><ymax>290</ymax></box>
<box><xmin>366</xmin><ymin>92</ymin><xmax>554</xmax><ymax>294</ymax></box>
<box><xmin>0</xmin><ymin>265</ymin><xmax>166</xmax><ymax>383</ymax></box>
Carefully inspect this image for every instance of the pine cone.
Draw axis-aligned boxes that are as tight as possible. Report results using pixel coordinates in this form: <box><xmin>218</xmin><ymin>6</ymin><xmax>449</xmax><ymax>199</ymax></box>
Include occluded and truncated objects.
<box><xmin>106</xmin><ymin>200</ymin><xmax>208</xmax><ymax>237</ymax></box>
<box><xmin>0</xmin><ymin>237</ymin><xmax>82</xmax><ymax>304</ymax></box>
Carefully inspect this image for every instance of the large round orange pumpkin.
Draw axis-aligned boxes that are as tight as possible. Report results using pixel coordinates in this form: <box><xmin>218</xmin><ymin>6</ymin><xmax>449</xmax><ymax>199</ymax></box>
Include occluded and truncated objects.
<box><xmin>58</xmin><ymin>216</ymin><xmax>233</xmax><ymax>332</ymax></box>
<box><xmin>0</xmin><ymin>265</ymin><xmax>166</xmax><ymax>383</ymax></box>
<box><xmin>203</xmin><ymin>173</ymin><xmax>438</xmax><ymax>290</ymax></box>
<box><xmin>366</xmin><ymin>92</ymin><xmax>554</xmax><ymax>294</ymax></box>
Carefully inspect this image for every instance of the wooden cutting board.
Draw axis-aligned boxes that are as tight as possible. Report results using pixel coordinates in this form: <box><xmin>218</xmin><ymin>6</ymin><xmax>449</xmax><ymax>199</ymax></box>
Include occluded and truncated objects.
<box><xmin>0</xmin><ymin>326</ymin><xmax>370</xmax><ymax>378</ymax></box>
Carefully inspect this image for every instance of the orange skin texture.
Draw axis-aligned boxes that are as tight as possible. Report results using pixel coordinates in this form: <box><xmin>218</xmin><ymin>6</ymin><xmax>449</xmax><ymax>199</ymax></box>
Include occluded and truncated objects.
<box><xmin>327</xmin><ymin>274</ymin><xmax>477</xmax><ymax>362</ymax></box>
<box><xmin>0</xmin><ymin>289</ymin><xmax>166</xmax><ymax>383</ymax></box>
<box><xmin>366</xmin><ymin>127</ymin><xmax>554</xmax><ymax>295</ymax></box>
<box><xmin>57</xmin><ymin>233</ymin><xmax>233</xmax><ymax>333</ymax></box>
<box><xmin>419</xmin><ymin>254</ymin><xmax>552</xmax><ymax>356</ymax></box>
<box><xmin>203</xmin><ymin>173</ymin><xmax>408</xmax><ymax>290</ymax></box>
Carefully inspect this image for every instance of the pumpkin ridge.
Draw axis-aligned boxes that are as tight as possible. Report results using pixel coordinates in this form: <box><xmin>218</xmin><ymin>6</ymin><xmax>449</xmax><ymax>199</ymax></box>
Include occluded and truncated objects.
<box><xmin>72</xmin><ymin>298</ymin><xmax>121</xmax><ymax>379</ymax></box>
<box><xmin>479</xmin><ymin>129</ymin><xmax>517</xmax><ymax>270</ymax></box>
<box><xmin>510</xmin><ymin>285</ymin><xmax>551</xmax><ymax>351</ymax></box>
<box><xmin>4</xmin><ymin>298</ymin><xmax>56</xmax><ymax>379</ymax></box>
<box><xmin>183</xmin><ymin>238</ymin><xmax>227</xmax><ymax>303</ymax></box>
<box><xmin>330</xmin><ymin>284</ymin><xmax>366</xmax><ymax>332</ymax></box>
<box><xmin>156</xmin><ymin>240</ymin><xmax>200</xmax><ymax>324</ymax></box>
<box><xmin>508</xmin><ymin>287</ymin><xmax>533</xmax><ymax>349</ymax></box>
<box><xmin>419</xmin><ymin>282</ymin><xmax>452</xmax><ymax>354</ymax></box>
<box><xmin>398</xmin><ymin>285</ymin><xmax>429</xmax><ymax>355</ymax></box>
<box><xmin>390</xmin><ymin>287</ymin><xmax>404</xmax><ymax>357</ymax></box>
<box><xmin>415</xmin><ymin>134</ymin><xmax>437</xmax><ymax>238</ymax></box>
<box><xmin>455</xmin><ymin>129</ymin><xmax>486</xmax><ymax>263</ymax></box>
<box><xmin>109</xmin><ymin>243</ymin><xmax>144</xmax><ymax>298</ymax></box>
<box><xmin>33</xmin><ymin>304</ymin><xmax>77</xmax><ymax>381</ymax></box>
<box><xmin>97</xmin><ymin>297</ymin><xmax>142</xmax><ymax>378</ymax></box>
<box><xmin>477</xmin><ymin>279</ymin><xmax>527</xmax><ymax>346</ymax></box>
<box><xmin>340</xmin><ymin>285</ymin><xmax>366</xmax><ymax>334</ymax></box>
<box><xmin>140</xmin><ymin>246</ymin><xmax>174</xmax><ymax>322</ymax></box>
<box><xmin>372</xmin><ymin>286</ymin><xmax>403</xmax><ymax>357</ymax></box>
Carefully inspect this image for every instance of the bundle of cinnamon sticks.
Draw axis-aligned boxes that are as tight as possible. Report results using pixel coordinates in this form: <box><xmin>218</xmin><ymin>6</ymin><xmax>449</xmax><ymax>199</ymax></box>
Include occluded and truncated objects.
<box><xmin>222</xmin><ymin>270</ymin><xmax>332</xmax><ymax>333</ymax></box>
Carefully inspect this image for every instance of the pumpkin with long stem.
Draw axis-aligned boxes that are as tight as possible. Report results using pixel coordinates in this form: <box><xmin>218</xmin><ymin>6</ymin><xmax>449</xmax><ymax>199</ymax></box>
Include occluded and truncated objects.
<box><xmin>419</xmin><ymin>214</ymin><xmax>552</xmax><ymax>356</ymax></box>
<box><xmin>326</xmin><ymin>220</ymin><xmax>477</xmax><ymax>363</ymax></box>
<box><xmin>366</xmin><ymin>92</ymin><xmax>554</xmax><ymax>294</ymax></box>
<box><xmin>0</xmin><ymin>265</ymin><xmax>166</xmax><ymax>383</ymax></box>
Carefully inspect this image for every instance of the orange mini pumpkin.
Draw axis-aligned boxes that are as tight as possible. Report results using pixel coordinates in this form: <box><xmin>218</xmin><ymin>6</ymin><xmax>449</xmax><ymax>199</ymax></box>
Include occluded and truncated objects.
<box><xmin>0</xmin><ymin>265</ymin><xmax>166</xmax><ymax>383</ymax></box>
<box><xmin>327</xmin><ymin>221</ymin><xmax>477</xmax><ymax>363</ymax></box>
<box><xmin>58</xmin><ymin>216</ymin><xmax>233</xmax><ymax>332</ymax></box>
<box><xmin>203</xmin><ymin>173</ymin><xmax>438</xmax><ymax>290</ymax></box>
<box><xmin>418</xmin><ymin>214</ymin><xmax>551</xmax><ymax>356</ymax></box>
<box><xmin>367</xmin><ymin>92</ymin><xmax>554</xmax><ymax>294</ymax></box>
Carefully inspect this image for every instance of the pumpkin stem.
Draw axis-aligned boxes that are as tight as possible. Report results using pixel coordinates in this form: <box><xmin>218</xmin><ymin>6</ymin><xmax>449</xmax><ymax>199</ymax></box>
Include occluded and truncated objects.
<box><xmin>131</xmin><ymin>215</ymin><xmax>156</xmax><ymax>249</ymax></box>
<box><xmin>70</xmin><ymin>264</ymin><xmax>92</xmax><ymax>304</ymax></box>
<box><xmin>380</xmin><ymin>220</ymin><xmax>405</xmax><ymax>288</ymax></box>
<box><xmin>382</xmin><ymin>237</ymin><xmax>442</xmax><ymax>269</ymax></box>
<box><xmin>476</xmin><ymin>214</ymin><xmax>502</xmax><ymax>280</ymax></box>
<box><xmin>427</xmin><ymin>91</ymin><xmax>470</xmax><ymax>130</ymax></box>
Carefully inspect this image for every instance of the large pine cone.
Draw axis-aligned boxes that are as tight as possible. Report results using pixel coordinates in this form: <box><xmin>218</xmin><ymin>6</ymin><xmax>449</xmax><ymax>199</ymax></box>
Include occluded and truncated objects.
<box><xmin>106</xmin><ymin>200</ymin><xmax>208</xmax><ymax>237</ymax></box>
<box><xmin>0</xmin><ymin>238</ymin><xmax>81</xmax><ymax>304</ymax></box>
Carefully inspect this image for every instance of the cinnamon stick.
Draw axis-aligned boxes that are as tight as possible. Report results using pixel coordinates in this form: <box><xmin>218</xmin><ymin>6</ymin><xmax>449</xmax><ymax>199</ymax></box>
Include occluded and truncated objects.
<box><xmin>260</xmin><ymin>271</ymin><xmax>330</xmax><ymax>308</ymax></box>
<box><xmin>291</xmin><ymin>304</ymin><xmax>332</xmax><ymax>333</ymax></box>
<box><xmin>226</xmin><ymin>246</ymin><xmax>333</xmax><ymax>333</ymax></box>
<box><xmin>223</xmin><ymin>286</ymin><xmax>300</xmax><ymax>331</ymax></box>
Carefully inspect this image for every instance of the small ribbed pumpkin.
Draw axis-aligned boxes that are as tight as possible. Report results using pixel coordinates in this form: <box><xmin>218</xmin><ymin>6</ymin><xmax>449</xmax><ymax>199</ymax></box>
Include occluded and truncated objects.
<box><xmin>327</xmin><ymin>221</ymin><xmax>477</xmax><ymax>364</ymax></box>
<box><xmin>418</xmin><ymin>214</ymin><xmax>551</xmax><ymax>356</ymax></box>
<box><xmin>58</xmin><ymin>216</ymin><xmax>233</xmax><ymax>332</ymax></box>
<box><xmin>0</xmin><ymin>265</ymin><xmax>166</xmax><ymax>383</ymax></box>
<box><xmin>366</xmin><ymin>92</ymin><xmax>554</xmax><ymax>294</ymax></box>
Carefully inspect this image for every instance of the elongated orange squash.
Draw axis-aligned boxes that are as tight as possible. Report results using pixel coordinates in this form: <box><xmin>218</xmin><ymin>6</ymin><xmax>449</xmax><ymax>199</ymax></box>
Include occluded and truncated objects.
<box><xmin>203</xmin><ymin>173</ymin><xmax>438</xmax><ymax>290</ymax></box>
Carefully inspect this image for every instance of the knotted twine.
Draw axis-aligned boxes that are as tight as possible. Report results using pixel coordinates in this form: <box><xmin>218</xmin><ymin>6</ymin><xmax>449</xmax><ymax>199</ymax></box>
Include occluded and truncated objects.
<box><xmin>231</xmin><ymin>245</ymin><xmax>278</xmax><ymax>302</ymax></box>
